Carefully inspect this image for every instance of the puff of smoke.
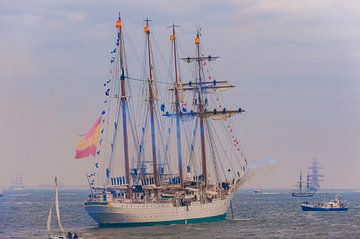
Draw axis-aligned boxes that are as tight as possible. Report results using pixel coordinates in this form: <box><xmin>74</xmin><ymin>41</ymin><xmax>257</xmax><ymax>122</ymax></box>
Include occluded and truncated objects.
<box><xmin>242</xmin><ymin>157</ymin><xmax>277</xmax><ymax>183</ymax></box>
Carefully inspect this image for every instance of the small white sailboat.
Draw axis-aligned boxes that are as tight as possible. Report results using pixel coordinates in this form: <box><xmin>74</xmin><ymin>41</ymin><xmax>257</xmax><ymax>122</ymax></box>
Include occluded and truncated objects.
<box><xmin>47</xmin><ymin>177</ymin><xmax>81</xmax><ymax>239</ymax></box>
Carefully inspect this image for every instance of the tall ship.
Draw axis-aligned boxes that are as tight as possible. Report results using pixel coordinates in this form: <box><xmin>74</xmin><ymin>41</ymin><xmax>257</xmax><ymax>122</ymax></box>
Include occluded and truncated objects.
<box><xmin>291</xmin><ymin>171</ymin><xmax>314</xmax><ymax>197</ymax></box>
<box><xmin>10</xmin><ymin>173</ymin><xmax>25</xmax><ymax>190</ymax></box>
<box><xmin>76</xmin><ymin>14</ymin><xmax>249</xmax><ymax>226</ymax></box>
<box><xmin>308</xmin><ymin>158</ymin><xmax>323</xmax><ymax>192</ymax></box>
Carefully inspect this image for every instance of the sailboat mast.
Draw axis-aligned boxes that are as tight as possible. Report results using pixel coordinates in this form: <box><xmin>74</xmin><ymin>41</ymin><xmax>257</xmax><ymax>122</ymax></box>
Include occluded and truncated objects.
<box><xmin>195</xmin><ymin>30</ymin><xmax>208</xmax><ymax>186</ymax></box>
<box><xmin>170</xmin><ymin>24</ymin><xmax>183</xmax><ymax>185</ymax></box>
<box><xmin>117</xmin><ymin>14</ymin><xmax>131</xmax><ymax>197</ymax></box>
<box><xmin>54</xmin><ymin>176</ymin><xmax>65</xmax><ymax>234</ymax></box>
<box><xmin>299</xmin><ymin>171</ymin><xmax>303</xmax><ymax>194</ymax></box>
<box><xmin>144</xmin><ymin>18</ymin><xmax>158</xmax><ymax>187</ymax></box>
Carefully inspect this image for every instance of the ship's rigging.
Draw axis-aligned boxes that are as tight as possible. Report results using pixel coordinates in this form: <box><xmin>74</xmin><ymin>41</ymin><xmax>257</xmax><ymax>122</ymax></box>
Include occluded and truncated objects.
<box><xmin>79</xmin><ymin>14</ymin><xmax>249</xmax><ymax>226</ymax></box>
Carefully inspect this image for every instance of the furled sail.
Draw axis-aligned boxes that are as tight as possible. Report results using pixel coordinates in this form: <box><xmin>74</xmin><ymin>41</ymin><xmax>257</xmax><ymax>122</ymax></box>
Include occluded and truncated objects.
<box><xmin>169</xmin><ymin>80</ymin><xmax>234</xmax><ymax>93</ymax></box>
<box><xmin>151</xmin><ymin>78</ymin><xmax>159</xmax><ymax>100</ymax></box>
<box><xmin>180</xmin><ymin>55</ymin><xmax>219</xmax><ymax>63</ymax></box>
<box><xmin>204</xmin><ymin>108</ymin><xmax>245</xmax><ymax>120</ymax></box>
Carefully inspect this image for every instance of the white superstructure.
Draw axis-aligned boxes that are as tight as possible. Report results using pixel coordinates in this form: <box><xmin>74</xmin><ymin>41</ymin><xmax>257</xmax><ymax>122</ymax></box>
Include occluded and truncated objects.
<box><xmin>85</xmin><ymin>176</ymin><xmax>246</xmax><ymax>226</ymax></box>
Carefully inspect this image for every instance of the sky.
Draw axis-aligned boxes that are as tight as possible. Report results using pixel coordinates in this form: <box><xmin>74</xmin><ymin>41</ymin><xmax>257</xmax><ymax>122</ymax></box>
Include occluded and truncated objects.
<box><xmin>0</xmin><ymin>0</ymin><xmax>359</xmax><ymax>189</ymax></box>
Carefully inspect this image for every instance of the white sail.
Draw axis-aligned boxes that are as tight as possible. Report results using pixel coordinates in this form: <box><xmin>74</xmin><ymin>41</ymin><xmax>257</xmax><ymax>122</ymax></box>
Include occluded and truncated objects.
<box><xmin>54</xmin><ymin>177</ymin><xmax>65</xmax><ymax>234</ymax></box>
<box><xmin>47</xmin><ymin>208</ymin><xmax>52</xmax><ymax>235</ymax></box>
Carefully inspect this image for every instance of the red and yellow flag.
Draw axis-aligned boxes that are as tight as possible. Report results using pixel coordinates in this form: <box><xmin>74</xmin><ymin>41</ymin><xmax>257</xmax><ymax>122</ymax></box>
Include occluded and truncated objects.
<box><xmin>75</xmin><ymin>116</ymin><xmax>101</xmax><ymax>159</ymax></box>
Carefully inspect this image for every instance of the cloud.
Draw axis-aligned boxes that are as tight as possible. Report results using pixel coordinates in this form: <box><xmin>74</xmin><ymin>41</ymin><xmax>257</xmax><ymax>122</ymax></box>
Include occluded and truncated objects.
<box><xmin>0</xmin><ymin>0</ymin><xmax>359</xmax><ymax>188</ymax></box>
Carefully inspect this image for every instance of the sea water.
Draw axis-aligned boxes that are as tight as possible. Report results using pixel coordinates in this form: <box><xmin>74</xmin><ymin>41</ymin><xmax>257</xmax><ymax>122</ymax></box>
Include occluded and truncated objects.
<box><xmin>1</xmin><ymin>189</ymin><xmax>360</xmax><ymax>238</ymax></box>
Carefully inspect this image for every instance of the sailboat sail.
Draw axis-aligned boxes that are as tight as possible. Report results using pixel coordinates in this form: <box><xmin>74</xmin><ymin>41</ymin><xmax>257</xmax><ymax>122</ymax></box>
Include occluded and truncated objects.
<box><xmin>54</xmin><ymin>177</ymin><xmax>65</xmax><ymax>234</ymax></box>
<box><xmin>47</xmin><ymin>208</ymin><xmax>52</xmax><ymax>235</ymax></box>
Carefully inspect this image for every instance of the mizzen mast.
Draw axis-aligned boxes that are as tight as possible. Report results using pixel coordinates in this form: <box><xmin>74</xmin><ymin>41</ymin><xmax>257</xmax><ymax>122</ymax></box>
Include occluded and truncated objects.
<box><xmin>180</xmin><ymin>29</ymin><xmax>246</xmax><ymax>187</ymax></box>
<box><xmin>144</xmin><ymin>18</ymin><xmax>159</xmax><ymax>187</ymax></box>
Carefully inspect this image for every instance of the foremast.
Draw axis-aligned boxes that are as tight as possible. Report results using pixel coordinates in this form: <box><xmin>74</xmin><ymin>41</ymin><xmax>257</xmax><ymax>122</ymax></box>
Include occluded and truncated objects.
<box><xmin>116</xmin><ymin>14</ymin><xmax>131</xmax><ymax>198</ymax></box>
<box><xmin>144</xmin><ymin>18</ymin><xmax>159</xmax><ymax>187</ymax></box>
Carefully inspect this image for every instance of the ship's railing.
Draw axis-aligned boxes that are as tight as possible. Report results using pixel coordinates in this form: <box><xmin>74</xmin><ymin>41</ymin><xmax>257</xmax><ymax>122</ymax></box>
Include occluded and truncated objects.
<box><xmin>89</xmin><ymin>180</ymin><xmax>240</xmax><ymax>203</ymax></box>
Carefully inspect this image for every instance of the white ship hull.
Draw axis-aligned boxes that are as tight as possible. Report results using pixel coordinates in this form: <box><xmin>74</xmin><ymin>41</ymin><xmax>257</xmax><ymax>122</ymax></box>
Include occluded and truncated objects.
<box><xmin>85</xmin><ymin>196</ymin><xmax>231</xmax><ymax>227</ymax></box>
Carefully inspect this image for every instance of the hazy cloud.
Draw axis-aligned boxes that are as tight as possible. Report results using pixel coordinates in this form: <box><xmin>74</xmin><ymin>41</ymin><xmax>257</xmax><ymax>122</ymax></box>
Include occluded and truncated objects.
<box><xmin>1</xmin><ymin>0</ymin><xmax>359</xmax><ymax>189</ymax></box>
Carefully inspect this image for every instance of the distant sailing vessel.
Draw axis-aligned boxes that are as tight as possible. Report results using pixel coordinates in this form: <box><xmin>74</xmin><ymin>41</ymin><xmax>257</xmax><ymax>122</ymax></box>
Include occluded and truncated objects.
<box><xmin>10</xmin><ymin>173</ymin><xmax>25</xmax><ymax>190</ymax></box>
<box><xmin>76</xmin><ymin>14</ymin><xmax>249</xmax><ymax>227</ymax></box>
<box><xmin>301</xmin><ymin>194</ymin><xmax>348</xmax><ymax>211</ymax></box>
<box><xmin>47</xmin><ymin>177</ymin><xmax>82</xmax><ymax>239</ymax></box>
<box><xmin>291</xmin><ymin>171</ymin><xmax>314</xmax><ymax>197</ymax></box>
<box><xmin>308</xmin><ymin>159</ymin><xmax>324</xmax><ymax>192</ymax></box>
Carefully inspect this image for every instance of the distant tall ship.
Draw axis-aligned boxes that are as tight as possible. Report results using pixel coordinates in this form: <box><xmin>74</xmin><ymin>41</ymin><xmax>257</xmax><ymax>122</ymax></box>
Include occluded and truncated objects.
<box><xmin>308</xmin><ymin>158</ymin><xmax>324</xmax><ymax>192</ymax></box>
<box><xmin>10</xmin><ymin>173</ymin><xmax>25</xmax><ymax>190</ymax></box>
<box><xmin>291</xmin><ymin>171</ymin><xmax>314</xmax><ymax>197</ymax></box>
<box><xmin>76</xmin><ymin>14</ymin><xmax>249</xmax><ymax>226</ymax></box>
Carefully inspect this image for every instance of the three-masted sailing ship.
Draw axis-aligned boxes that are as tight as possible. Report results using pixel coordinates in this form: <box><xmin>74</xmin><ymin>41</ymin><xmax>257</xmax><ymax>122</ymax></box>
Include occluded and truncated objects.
<box><xmin>291</xmin><ymin>171</ymin><xmax>314</xmax><ymax>197</ymax></box>
<box><xmin>77</xmin><ymin>14</ymin><xmax>249</xmax><ymax>226</ymax></box>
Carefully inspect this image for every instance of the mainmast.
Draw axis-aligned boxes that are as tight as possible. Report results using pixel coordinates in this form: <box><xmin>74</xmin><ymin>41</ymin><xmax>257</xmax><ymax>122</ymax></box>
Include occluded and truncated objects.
<box><xmin>168</xmin><ymin>23</ymin><xmax>183</xmax><ymax>185</ymax></box>
<box><xmin>116</xmin><ymin>14</ymin><xmax>131</xmax><ymax>198</ymax></box>
<box><xmin>144</xmin><ymin>18</ymin><xmax>159</xmax><ymax>187</ymax></box>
